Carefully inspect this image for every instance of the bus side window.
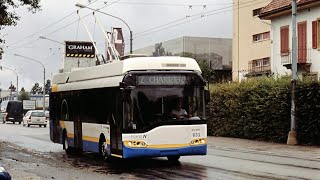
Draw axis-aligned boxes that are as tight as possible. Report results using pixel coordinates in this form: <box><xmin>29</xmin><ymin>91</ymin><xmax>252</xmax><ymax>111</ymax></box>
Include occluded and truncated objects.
<box><xmin>61</xmin><ymin>100</ymin><xmax>69</xmax><ymax>121</ymax></box>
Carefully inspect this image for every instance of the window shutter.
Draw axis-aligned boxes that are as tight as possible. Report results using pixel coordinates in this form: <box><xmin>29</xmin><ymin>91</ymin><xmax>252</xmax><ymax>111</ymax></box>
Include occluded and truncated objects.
<box><xmin>312</xmin><ymin>21</ymin><xmax>318</xmax><ymax>49</ymax></box>
<box><xmin>281</xmin><ymin>27</ymin><xmax>289</xmax><ymax>54</ymax></box>
<box><xmin>285</xmin><ymin>27</ymin><xmax>289</xmax><ymax>53</ymax></box>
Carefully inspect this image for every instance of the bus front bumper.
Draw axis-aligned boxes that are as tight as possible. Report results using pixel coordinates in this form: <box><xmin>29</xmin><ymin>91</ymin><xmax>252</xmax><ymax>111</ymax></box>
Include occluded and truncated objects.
<box><xmin>123</xmin><ymin>144</ymin><xmax>207</xmax><ymax>159</ymax></box>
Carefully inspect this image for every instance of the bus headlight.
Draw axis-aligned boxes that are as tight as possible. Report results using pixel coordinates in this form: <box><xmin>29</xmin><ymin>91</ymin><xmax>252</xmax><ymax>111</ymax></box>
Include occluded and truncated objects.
<box><xmin>124</xmin><ymin>141</ymin><xmax>147</xmax><ymax>148</ymax></box>
<box><xmin>190</xmin><ymin>138</ymin><xmax>206</xmax><ymax>146</ymax></box>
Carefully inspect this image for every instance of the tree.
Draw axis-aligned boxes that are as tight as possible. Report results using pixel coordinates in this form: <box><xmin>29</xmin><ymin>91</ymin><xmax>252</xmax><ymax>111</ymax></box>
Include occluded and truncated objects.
<box><xmin>44</xmin><ymin>79</ymin><xmax>51</xmax><ymax>94</ymax></box>
<box><xmin>181</xmin><ymin>52</ymin><xmax>214</xmax><ymax>82</ymax></box>
<box><xmin>152</xmin><ymin>43</ymin><xmax>166</xmax><ymax>57</ymax></box>
<box><xmin>30</xmin><ymin>82</ymin><xmax>42</xmax><ymax>95</ymax></box>
<box><xmin>0</xmin><ymin>0</ymin><xmax>41</xmax><ymax>51</ymax></box>
<box><xmin>18</xmin><ymin>87</ymin><xmax>30</xmax><ymax>100</ymax></box>
<box><xmin>8</xmin><ymin>84</ymin><xmax>16</xmax><ymax>92</ymax></box>
<box><xmin>20</xmin><ymin>87</ymin><xmax>25</xmax><ymax>92</ymax></box>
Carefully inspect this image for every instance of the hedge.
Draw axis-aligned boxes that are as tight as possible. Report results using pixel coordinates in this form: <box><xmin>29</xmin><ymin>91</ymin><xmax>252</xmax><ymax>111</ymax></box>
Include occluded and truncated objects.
<box><xmin>207</xmin><ymin>77</ymin><xmax>320</xmax><ymax>145</ymax></box>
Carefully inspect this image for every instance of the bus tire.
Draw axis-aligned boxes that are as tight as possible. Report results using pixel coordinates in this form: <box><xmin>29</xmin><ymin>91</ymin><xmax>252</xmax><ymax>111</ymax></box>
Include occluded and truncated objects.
<box><xmin>99</xmin><ymin>136</ymin><xmax>109</xmax><ymax>161</ymax></box>
<box><xmin>63</xmin><ymin>131</ymin><xmax>72</xmax><ymax>154</ymax></box>
<box><xmin>167</xmin><ymin>156</ymin><xmax>180</xmax><ymax>162</ymax></box>
<box><xmin>44</xmin><ymin>125</ymin><xmax>47</xmax><ymax>128</ymax></box>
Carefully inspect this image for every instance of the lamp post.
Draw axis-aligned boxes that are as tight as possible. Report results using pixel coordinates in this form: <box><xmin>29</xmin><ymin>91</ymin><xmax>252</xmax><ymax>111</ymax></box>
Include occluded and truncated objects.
<box><xmin>0</xmin><ymin>66</ymin><xmax>18</xmax><ymax>100</ymax></box>
<box><xmin>75</xmin><ymin>3</ymin><xmax>133</xmax><ymax>54</ymax></box>
<box><xmin>13</xmin><ymin>54</ymin><xmax>46</xmax><ymax>113</ymax></box>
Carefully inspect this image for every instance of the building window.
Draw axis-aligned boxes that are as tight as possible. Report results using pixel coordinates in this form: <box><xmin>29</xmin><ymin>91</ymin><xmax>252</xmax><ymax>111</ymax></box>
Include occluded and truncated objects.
<box><xmin>253</xmin><ymin>32</ymin><xmax>270</xmax><ymax>42</ymax></box>
<box><xmin>253</xmin><ymin>8</ymin><xmax>262</xmax><ymax>16</ymax></box>
<box><xmin>252</xmin><ymin>57</ymin><xmax>270</xmax><ymax>67</ymax></box>
<box><xmin>312</xmin><ymin>20</ymin><xmax>317</xmax><ymax>49</ymax></box>
<box><xmin>253</xmin><ymin>34</ymin><xmax>263</xmax><ymax>42</ymax></box>
<box><xmin>280</xmin><ymin>26</ymin><xmax>289</xmax><ymax>55</ymax></box>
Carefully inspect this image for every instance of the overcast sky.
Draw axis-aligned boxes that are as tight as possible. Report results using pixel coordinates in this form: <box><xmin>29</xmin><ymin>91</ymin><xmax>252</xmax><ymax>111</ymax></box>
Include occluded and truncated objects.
<box><xmin>0</xmin><ymin>0</ymin><xmax>232</xmax><ymax>91</ymax></box>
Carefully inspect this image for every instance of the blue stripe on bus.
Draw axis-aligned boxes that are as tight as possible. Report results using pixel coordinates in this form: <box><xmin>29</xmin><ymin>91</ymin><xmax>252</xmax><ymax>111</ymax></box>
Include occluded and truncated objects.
<box><xmin>122</xmin><ymin>144</ymin><xmax>207</xmax><ymax>159</ymax></box>
<box><xmin>83</xmin><ymin>140</ymin><xmax>99</xmax><ymax>153</ymax></box>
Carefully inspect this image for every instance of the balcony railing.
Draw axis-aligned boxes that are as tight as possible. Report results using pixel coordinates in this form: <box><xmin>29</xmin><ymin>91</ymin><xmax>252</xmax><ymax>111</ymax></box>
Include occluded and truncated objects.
<box><xmin>281</xmin><ymin>48</ymin><xmax>312</xmax><ymax>65</ymax></box>
<box><xmin>248</xmin><ymin>60</ymin><xmax>271</xmax><ymax>75</ymax></box>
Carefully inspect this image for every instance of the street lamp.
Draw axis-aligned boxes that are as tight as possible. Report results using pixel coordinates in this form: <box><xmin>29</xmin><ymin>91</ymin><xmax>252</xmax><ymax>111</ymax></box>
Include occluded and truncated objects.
<box><xmin>0</xmin><ymin>66</ymin><xmax>18</xmax><ymax>100</ymax></box>
<box><xmin>75</xmin><ymin>3</ymin><xmax>133</xmax><ymax>54</ymax></box>
<box><xmin>13</xmin><ymin>54</ymin><xmax>46</xmax><ymax>113</ymax></box>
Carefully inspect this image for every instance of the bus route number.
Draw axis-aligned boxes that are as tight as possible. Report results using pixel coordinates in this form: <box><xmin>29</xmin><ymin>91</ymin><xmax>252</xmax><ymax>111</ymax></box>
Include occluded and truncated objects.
<box><xmin>193</xmin><ymin>133</ymin><xmax>201</xmax><ymax>137</ymax></box>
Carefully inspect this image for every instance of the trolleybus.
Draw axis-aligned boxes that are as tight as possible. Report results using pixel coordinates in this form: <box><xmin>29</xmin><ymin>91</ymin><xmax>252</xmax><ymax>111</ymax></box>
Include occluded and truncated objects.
<box><xmin>49</xmin><ymin>56</ymin><xmax>208</xmax><ymax>161</ymax></box>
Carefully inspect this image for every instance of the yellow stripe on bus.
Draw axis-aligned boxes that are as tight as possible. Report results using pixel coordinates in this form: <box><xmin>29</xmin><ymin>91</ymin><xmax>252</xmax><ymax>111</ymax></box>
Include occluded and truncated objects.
<box><xmin>59</xmin><ymin>121</ymin><xmax>66</xmax><ymax>129</ymax></box>
<box><xmin>82</xmin><ymin>136</ymin><xmax>99</xmax><ymax>143</ymax></box>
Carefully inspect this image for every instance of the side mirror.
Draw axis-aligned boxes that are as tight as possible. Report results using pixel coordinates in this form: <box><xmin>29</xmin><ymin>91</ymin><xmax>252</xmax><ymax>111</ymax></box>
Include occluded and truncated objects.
<box><xmin>204</xmin><ymin>90</ymin><xmax>210</xmax><ymax>105</ymax></box>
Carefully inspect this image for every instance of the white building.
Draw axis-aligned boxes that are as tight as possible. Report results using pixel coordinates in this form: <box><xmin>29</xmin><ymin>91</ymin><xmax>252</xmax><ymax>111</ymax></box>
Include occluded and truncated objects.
<box><xmin>260</xmin><ymin>0</ymin><xmax>320</xmax><ymax>79</ymax></box>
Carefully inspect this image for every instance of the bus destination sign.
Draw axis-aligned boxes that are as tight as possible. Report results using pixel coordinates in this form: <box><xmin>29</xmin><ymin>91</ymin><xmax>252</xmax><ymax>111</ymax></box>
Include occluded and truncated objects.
<box><xmin>137</xmin><ymin>75</ymin><xmax>189</xmax><ymax>85</ymax></box>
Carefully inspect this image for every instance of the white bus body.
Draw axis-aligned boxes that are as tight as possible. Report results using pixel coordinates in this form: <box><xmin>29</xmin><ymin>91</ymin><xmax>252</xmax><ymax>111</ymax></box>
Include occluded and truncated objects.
<box><xmin>50</xmin><ymin>56</ymin><xmax>207</xmax><ymax>160</ymax></box>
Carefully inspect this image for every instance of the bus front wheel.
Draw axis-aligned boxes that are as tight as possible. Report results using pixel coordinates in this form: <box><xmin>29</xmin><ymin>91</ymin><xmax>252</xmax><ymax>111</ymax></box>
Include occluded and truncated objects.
<box><xmin>63</xmin><ymin>131</ymin><xmax>72</xmax><ymax>154</ymax></box>
<box><xmin>167</xmin><ymin>156</ymin><xmax>180</xmax><ymax>162</ymax></box>
<box><xmin>99</xmin><ymin>137</ymin><xmax>109</xmax><ymax>161</ymax></box>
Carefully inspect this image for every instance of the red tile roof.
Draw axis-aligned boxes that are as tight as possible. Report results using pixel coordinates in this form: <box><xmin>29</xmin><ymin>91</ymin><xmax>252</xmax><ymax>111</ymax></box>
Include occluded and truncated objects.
<box><xmin>260</xmin><ymin>0</ymin><xmax>320</xmax><ymax>19</ymax></box>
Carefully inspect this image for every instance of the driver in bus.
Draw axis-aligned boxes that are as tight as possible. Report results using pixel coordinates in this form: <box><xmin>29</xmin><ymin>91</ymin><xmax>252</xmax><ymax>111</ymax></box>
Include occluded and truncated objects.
<box><xmin>171</xmin><ymin>98</ymin><xmax>191</xmax><ymax>119</ymax></box>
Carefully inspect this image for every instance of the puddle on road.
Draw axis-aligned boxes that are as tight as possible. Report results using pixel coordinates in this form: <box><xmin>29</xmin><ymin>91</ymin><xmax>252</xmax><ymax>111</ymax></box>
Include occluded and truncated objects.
<box><xmin>59</xmin><ymin>152</ymin><xmax>208</xmax><ymax>179</ymax></box>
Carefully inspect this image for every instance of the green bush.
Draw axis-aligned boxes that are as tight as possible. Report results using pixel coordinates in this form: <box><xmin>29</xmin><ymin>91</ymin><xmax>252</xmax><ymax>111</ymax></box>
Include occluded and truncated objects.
<box><xmin>207</xmin><ymin>77</ymin><xmax>320</xmax><ymax>145</ymax></box>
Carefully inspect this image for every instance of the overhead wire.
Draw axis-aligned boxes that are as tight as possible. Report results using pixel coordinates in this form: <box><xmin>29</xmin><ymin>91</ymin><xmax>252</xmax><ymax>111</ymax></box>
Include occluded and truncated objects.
<box><xmin>4</xmin><ymin>0</ymin><xmax>101</xmax><ymax>52</ymax></box>
<box><xmin>97</xmin><ymin>1</ymin><xmax>233</xmax><ymax>7</ymax></box>
<box><xmin>93</xmin><ymin>0</ymin><xmax>267</xmax><ymax>49</ymax></box>
<box><xmin>119</xmin><ymin>0</ymin><xmax>266</xmax><ymax>43</ymax></box>
<box><xmin>4</xmin><ymin>0</ymin><xmax>120</xmax><ymax>54</ymax></box>
<box><xmin>132</xmin><ymin>0</ymin><xmax>261</xmax><ymax>37</ymax></box>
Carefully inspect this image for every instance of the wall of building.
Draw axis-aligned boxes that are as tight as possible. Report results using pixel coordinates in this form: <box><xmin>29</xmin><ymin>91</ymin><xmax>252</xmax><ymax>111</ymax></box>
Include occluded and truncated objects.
<box><xmin>133</xmin><ymin>37</ymin><xmax>184</xmax><ymax>55</ymax></box>
<box><xmin>232</xmin><ymin>0</ymin><xmax>272</xmax><ymax>81</ymax></box>
<box><xmin>133</xmin><ymin>36</ymin><xmax>232</xmax><ymax>70</ymax></box>
<box><xmin>272</xmin><ymin>6</ymin><xmax>320</xmax><ymax>77</ymax></box>
<box><xmin>183</xmin><ymin>36</ymin><xmax>232</xmax><ymax>68</ymax></box>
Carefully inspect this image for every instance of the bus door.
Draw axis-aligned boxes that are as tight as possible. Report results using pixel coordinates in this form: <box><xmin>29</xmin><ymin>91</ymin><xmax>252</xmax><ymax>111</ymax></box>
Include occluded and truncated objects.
<box><xmin>110</xmin><ymin>117</ymin><xmax>123</xmax><ymax>156</ymax></box>
<box><xmin>72</xmin><ymin>94</ymin><xmax>83</xmax><ymax>150</ymax></box>
<box><xmin>110</xmin><ymin>100</ymin><xmax>123</xmax><ymax>156</ymax></box>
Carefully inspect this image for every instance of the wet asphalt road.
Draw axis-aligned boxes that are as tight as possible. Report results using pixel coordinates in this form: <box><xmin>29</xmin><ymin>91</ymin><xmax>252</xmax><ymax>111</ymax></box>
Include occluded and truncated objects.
<box><xmin>1</xmin><ymin>122</ymin><xmax>320</xmax><ymax>180</ymax></box>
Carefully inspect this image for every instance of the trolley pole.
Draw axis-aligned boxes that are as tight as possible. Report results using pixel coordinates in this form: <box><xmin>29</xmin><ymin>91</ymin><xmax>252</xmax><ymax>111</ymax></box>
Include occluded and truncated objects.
<box><xmin>287</xmin><ymin>0</ymin><xmax>298</xmax><ymax>145</ymax></box>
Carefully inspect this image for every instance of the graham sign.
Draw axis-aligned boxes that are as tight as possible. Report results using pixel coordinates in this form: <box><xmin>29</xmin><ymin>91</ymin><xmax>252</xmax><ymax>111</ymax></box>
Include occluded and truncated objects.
<box><xmin>65</xmin><ymin>41</ymin><xmax>95</xmax><ymax>58</ymax></box>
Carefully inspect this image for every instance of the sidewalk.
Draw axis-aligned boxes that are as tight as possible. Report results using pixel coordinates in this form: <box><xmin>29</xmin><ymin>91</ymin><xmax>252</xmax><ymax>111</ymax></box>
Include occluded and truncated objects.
<box><xmin>207</xmin><ymin>136</ymin><xmax>320</xmax><ymax>160</ymax></box>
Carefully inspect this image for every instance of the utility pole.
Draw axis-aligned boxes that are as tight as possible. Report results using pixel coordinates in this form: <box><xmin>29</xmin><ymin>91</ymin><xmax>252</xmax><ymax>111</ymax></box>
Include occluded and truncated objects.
<box><xmin>287</xmin><ymin>0</ymin><xmax>298</xmax><ymax>145</ymax></box>
<box><xmin>237</xmin><ymin>0</ymin><xmax>240</xmax><ymax>82</ymax></box>
<box><xmin>14</xmin><ymin>54</ymin><xmax>46</xmax><ymax>113</ymax></box>
<box><xmin>10</xmin><ymin>82</ymin><xmax>12</xmax><ymax>100</ymax></box>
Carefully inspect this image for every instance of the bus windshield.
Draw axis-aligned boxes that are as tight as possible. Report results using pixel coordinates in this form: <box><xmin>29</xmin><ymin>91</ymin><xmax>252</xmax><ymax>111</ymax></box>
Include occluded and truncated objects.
<box><xmin>127</xmin><ymin>86</ymin><xmax>205</xmax><ymax>131</ymax></box>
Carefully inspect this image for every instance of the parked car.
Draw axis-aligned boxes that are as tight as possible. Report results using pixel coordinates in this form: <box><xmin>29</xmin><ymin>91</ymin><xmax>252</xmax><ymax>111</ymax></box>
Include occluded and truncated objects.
<box><xmin>1</xmin><ymin>100</ymin><xmax>23</xmax><ymax>124</ymax></box>
<box><xmin>23</xmin><ymin>110</ymin><xmax>48</xmax><ymax>127</ymax></box>
<box><xmin>0</xmin><ymin>164</ymin><xmax>11</xmax><ymax>180</ymax></box>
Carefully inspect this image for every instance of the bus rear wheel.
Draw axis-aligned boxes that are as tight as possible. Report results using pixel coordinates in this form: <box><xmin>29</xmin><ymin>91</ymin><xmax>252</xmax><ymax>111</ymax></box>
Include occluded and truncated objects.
<box><xmin>167</xmin><ymin>156</ymin><xmax>180</xmax><ymax>162</ymax></box>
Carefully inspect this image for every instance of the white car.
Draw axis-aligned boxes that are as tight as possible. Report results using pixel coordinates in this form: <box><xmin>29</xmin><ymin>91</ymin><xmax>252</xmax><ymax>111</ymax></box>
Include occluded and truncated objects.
<box><xmin>23</xmin><ymin>110</ymin><xmax>48</xmax><ymax>127</ymax></box>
